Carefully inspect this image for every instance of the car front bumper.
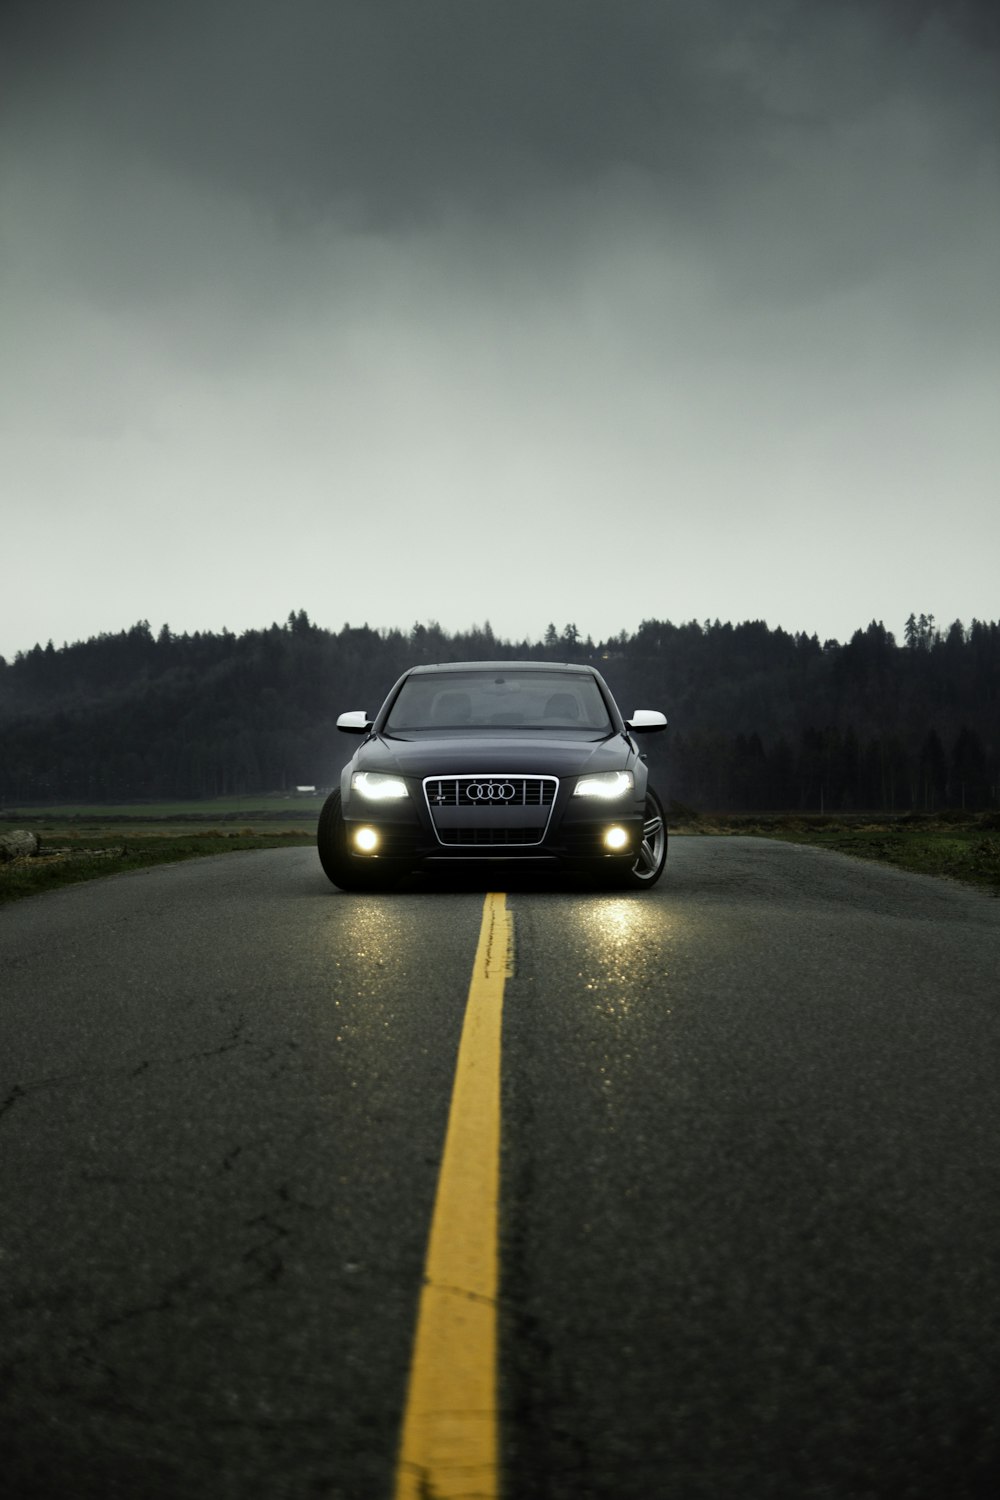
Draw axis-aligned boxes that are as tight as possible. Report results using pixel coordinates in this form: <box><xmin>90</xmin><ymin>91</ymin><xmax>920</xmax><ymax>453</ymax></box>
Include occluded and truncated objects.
<box><xmin>339</xmin><ymin>779</ymin><xmax>646</xmax><ymax>871</ymax></box>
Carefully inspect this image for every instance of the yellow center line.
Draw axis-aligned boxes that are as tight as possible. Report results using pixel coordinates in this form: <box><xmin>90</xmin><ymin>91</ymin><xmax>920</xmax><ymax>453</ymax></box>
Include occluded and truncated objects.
<box><xmin>393</xmin><ymin>891</ymin><xmax>513</xmax><ymax>1500</ymax></box>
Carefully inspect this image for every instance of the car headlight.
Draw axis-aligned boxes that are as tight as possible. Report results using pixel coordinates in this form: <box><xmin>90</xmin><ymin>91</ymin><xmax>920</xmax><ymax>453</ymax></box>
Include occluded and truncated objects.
<box><xmin>351</xmin><ymin>771</ymin><xmax>409</xmax><ymax>800</ymax></box>
<box><xmin>573</xmin><ymin>770</ymin><xmax>634</xmax><ymax>799</ymax></box>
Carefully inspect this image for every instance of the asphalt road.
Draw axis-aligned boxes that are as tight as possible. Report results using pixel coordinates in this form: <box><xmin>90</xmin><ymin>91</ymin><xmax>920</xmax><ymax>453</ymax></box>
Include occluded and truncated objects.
<box><xmin>2</xmin><ymin>838</ymin><xmax>999</xmax><ymax>1499</ymax></box>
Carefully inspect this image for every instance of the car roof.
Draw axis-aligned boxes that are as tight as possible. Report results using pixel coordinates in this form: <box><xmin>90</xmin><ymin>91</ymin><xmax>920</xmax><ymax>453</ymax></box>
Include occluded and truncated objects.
<box><xmin>405</xmin><ymin>660</ymin><xmax>597</xmax><ymax>676</ymax></box>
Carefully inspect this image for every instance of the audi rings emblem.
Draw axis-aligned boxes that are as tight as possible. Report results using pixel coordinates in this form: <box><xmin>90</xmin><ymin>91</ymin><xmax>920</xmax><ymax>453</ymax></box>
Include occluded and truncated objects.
<box><xmin>466</xmin><ymin>780</ymin><xmax>517</xmax><ymax>802</ymax></box>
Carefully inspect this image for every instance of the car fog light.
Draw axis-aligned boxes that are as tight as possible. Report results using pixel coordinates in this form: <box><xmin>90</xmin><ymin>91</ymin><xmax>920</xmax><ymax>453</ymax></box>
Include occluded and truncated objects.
<box><xmin>604</xmin><ymin>826</ymin><xmax>629</xmax><ymax>851</ymax></box>
<box><xmin>353</xmin><ymin>826</ymin><xmax>379</xmax><ymax>853</ymax></box>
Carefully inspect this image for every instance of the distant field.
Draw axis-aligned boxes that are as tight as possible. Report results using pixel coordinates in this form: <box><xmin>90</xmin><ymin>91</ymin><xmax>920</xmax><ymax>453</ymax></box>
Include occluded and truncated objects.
<box><xmin>0</xmin><ymin>798</ymin><xmax>325</xmax><ymax>822</ymax></box>
<box><xmin>0</xmin><ymin>792</ymin><xmax>320</xmax><ymax>840</ymax></box>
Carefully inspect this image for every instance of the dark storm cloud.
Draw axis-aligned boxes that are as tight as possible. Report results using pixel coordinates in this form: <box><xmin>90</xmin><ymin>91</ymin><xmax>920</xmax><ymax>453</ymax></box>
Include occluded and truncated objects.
<box><xmin>1</xmin><ymin>1</ymin><xmax>997</xmax><ymax>656</ymax></box>
<box><xmin>5</xmin><ymin>0</ymin><xmax>997</xmax><ymax>238</ymax></box>
<box><xmin>5</xmin><ymin>1</ymin><xmax>740</xmax><ymax>228</ymax></box>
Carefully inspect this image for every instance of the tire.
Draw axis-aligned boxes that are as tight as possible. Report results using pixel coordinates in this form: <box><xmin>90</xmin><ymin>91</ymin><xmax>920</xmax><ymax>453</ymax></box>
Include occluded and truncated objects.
<box><xmin>609</xmin><ymin>787</ymin><xmax>668</xmax><ymax>890</ymax></box>
<box><xmin>317</xmin><ymin>789</ymin><xmax>400</xmax><ymax>892</ymax></box>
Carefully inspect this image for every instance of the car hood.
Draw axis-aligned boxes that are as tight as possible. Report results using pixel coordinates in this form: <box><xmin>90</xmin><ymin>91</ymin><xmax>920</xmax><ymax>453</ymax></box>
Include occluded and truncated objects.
<box><xmin>358</xmin><ymin>732</ymin><xmax>632</xmax><ymax>779</ymax></box>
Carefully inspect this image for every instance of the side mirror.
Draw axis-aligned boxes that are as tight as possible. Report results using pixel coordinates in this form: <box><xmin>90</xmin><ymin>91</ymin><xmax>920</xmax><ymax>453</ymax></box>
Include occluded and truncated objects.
<box><xmin>627</xmin><ymin>710</ymin><xmax>667</xmax><ymax>732</ymax></box>
<box><xmin>337</xmin><ymin>710</ymin><xmax>372</xmax><ymax>734</ymax></box>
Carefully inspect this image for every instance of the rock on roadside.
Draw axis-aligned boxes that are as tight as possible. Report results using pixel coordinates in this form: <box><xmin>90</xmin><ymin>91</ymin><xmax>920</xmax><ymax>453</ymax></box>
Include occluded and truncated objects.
<box><xmin>0</xmin><ymin>830</ymin><xmax>41</xmax><ymax>861</ymax></box>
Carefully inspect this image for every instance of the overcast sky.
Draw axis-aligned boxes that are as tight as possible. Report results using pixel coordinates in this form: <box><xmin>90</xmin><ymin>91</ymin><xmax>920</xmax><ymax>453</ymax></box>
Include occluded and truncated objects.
<box><xmin>2</xmin><ymin>0</ymin><xmax>997</xmax><ymax>660</ymax></box>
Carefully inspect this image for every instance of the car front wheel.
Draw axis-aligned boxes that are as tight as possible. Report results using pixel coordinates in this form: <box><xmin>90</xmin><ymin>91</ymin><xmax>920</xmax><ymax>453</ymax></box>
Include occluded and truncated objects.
<box><xmin>612</xmin><ymin>788</ymin><xmax>667</xmax><ymax>889</ymax></box>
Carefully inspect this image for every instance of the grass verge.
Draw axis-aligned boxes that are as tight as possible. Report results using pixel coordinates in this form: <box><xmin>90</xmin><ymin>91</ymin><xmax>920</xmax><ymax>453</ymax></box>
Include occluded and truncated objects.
<box><xmin>670</xmin><ymin>807</ymin><xmax>1000</xmax><ymax>894</ymax></box>
<box><xmin>0</xmin><ymin>830</ymin><xmax>315</xmax><ymax>907</ymax></box>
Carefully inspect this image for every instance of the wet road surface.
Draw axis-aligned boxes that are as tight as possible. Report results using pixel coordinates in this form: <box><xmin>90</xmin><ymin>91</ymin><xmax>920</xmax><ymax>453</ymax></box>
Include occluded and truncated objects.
<box><xmin>2</xmin><ymin>838</ymin><xmax>999</xmax><ymax>1498</ymax></box>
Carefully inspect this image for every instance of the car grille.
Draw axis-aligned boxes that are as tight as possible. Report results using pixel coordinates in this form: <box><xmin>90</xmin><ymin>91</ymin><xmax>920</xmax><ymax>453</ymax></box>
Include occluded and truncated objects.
<box><xmin>424</xmin><ymin>776</ymin><xmax>555</xmax><ymax>808</ymax></box>
<box><xmin>423</xmin><ymin>775</ymin><xmax>558</xmax><ymax>847</ymax></box>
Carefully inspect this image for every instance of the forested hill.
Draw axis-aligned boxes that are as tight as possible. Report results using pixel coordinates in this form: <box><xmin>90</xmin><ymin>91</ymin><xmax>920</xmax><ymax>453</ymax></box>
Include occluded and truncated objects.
<box><xmin>1</xmin><ymin>612</ymin><xmax>998</xmax><ymax>812</ymax></box>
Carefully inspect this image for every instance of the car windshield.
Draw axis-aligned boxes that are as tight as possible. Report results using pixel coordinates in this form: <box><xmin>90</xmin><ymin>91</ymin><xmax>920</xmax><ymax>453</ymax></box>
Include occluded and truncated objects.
<box><xmin>383</xmin><ymin>670</ymin><xmax>614</xmax><ymax>734</ymax></box>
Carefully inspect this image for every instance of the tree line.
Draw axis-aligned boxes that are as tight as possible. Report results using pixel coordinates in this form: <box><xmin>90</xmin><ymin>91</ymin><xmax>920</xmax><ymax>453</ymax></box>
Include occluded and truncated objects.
<box><xmin>0</xmin><ymin>611</ymin><xmax>997</xmax><ymax>812</ymax></box>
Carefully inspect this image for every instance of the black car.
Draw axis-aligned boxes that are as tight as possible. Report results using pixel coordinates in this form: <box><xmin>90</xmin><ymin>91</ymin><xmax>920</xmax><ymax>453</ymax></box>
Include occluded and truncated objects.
<box><xmin>317</xmin><ymin>661</ymin><xmax>667</xmax><ymax>891</ymax></box>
